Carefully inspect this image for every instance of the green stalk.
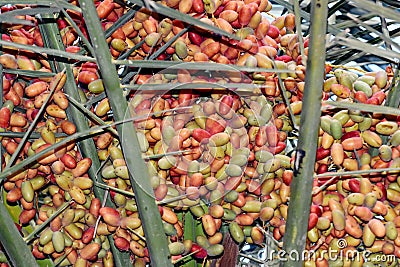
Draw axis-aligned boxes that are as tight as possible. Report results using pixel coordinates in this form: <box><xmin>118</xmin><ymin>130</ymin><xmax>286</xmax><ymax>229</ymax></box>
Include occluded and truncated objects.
<box><xmin>0</xmin><ymin>203</ymin><xmax>39</xmax><ymax>267</ymax></box>
<box><xmin>0</xmin><ymin>132</ymin><xmax>66</xmax><ymax>139</ymax></box>
<box><xmin>38</xmin><ymin>14</ymin><xmax>132</xmax><ymax>266</ymax></box>
<box><xmin>385</xmin><ymin>67</ymin><xmax>400</xmax><ymax>108</ymax></box>
<box><xmin>104</xmin><ymin>8</ymin><xmax>137</xmax><ymax>39</ymax></box>
<box><xmin>24</xmin><ymin>201</ymin><xmax>72</xmax><ymax>244</ymax></box>
<box><xmin>78</xmin><ymin>0</ymin><xmax>172</xmax><ymax>266</ymax></box>
<box><xmin>273</xmin><ymin>62</ymin><xmax>297</xmax><ymax>130</ymax></box>
<box><xmin>65</xmin><ymin>94</ymin><xmax>119</xmax><ymax>136</ymax></box>
<box><xmin>281</xmin><ymin>1</ymin><xmax>328</xmax><ymax>267</ymax></box>
<box><xmin>38</xmin><ymin>13</ymin><xmax>111</xmax><ymax>206</ymax></box>
<box><xmin>293</xmin><ymin>0</ymin><xmax>306</xmax><ymax>66</ymax></box>
<box><xmin>113</xmin><ymin>59</ymin><xmax>293</xmax><ymax>73</ymax></box>
<box><xmin>148</xmin><ymin>27</ymin><xmax>189</xmax><ymax>60</ymax></box>
<box><xmin>183</xmin><ymin>212</ymin><xmax>196</xmax><ymax>267</ymax></box>
<box><xmin>0</xmin><ymin>39</ymin><xmax>95</xmax><ymax>62</ymax></box>
<box><xmin>315</xmin><ymin>166</ymin><xmax>400</xmax><ymax>179</ymax></box>
<box><xmin>3</xmin><ymin>69</ymin><xmax>55</xmax><ymax>77</ymax></box>
<box><xmin>323</xmin><ymin>101</ymin><xmax>400</xmax><ymax>116</ymax></box>
<box><xmin>0</xmin><ymin>65</ymin><xmax>3</xmax><ymax>109</ymax></box>
<box><xmin>58</xmin><ymin>8</ymin><xmax>95</xmax><ymax>56</ymax></box>
<box><xmin>0</xmin><ymin>1</ymin><xmax>81</xmax><ymax>12</ymax></box>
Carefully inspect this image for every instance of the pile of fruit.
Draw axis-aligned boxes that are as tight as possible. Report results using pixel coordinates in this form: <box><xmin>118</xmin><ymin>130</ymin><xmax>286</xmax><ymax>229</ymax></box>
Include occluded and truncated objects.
<box><xmin>0</xmin><ymin>0</ymin><xmax>399</xmax><ymax>266</ymax></box>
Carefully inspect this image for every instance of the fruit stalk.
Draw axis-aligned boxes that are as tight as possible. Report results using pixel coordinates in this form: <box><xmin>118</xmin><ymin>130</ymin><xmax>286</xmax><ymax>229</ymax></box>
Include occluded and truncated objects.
<box><xmin>38</xmin><ymin>15</ymin><xmax>132</xmax><ymax>266</ymax></box>
<box><xmin>0</xmin><ymin>201</ymin><xmax>39</xmax><ymax>266</ymax></box>
<box><xmin>281</xmin><ymin>1</ymin><xmax>329</xmax><ymax>267</ymax></box>
<box><xmin>78</xmin><ymin>0</ymin><xmax>173</xmax><ymax>266</ymax></box>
